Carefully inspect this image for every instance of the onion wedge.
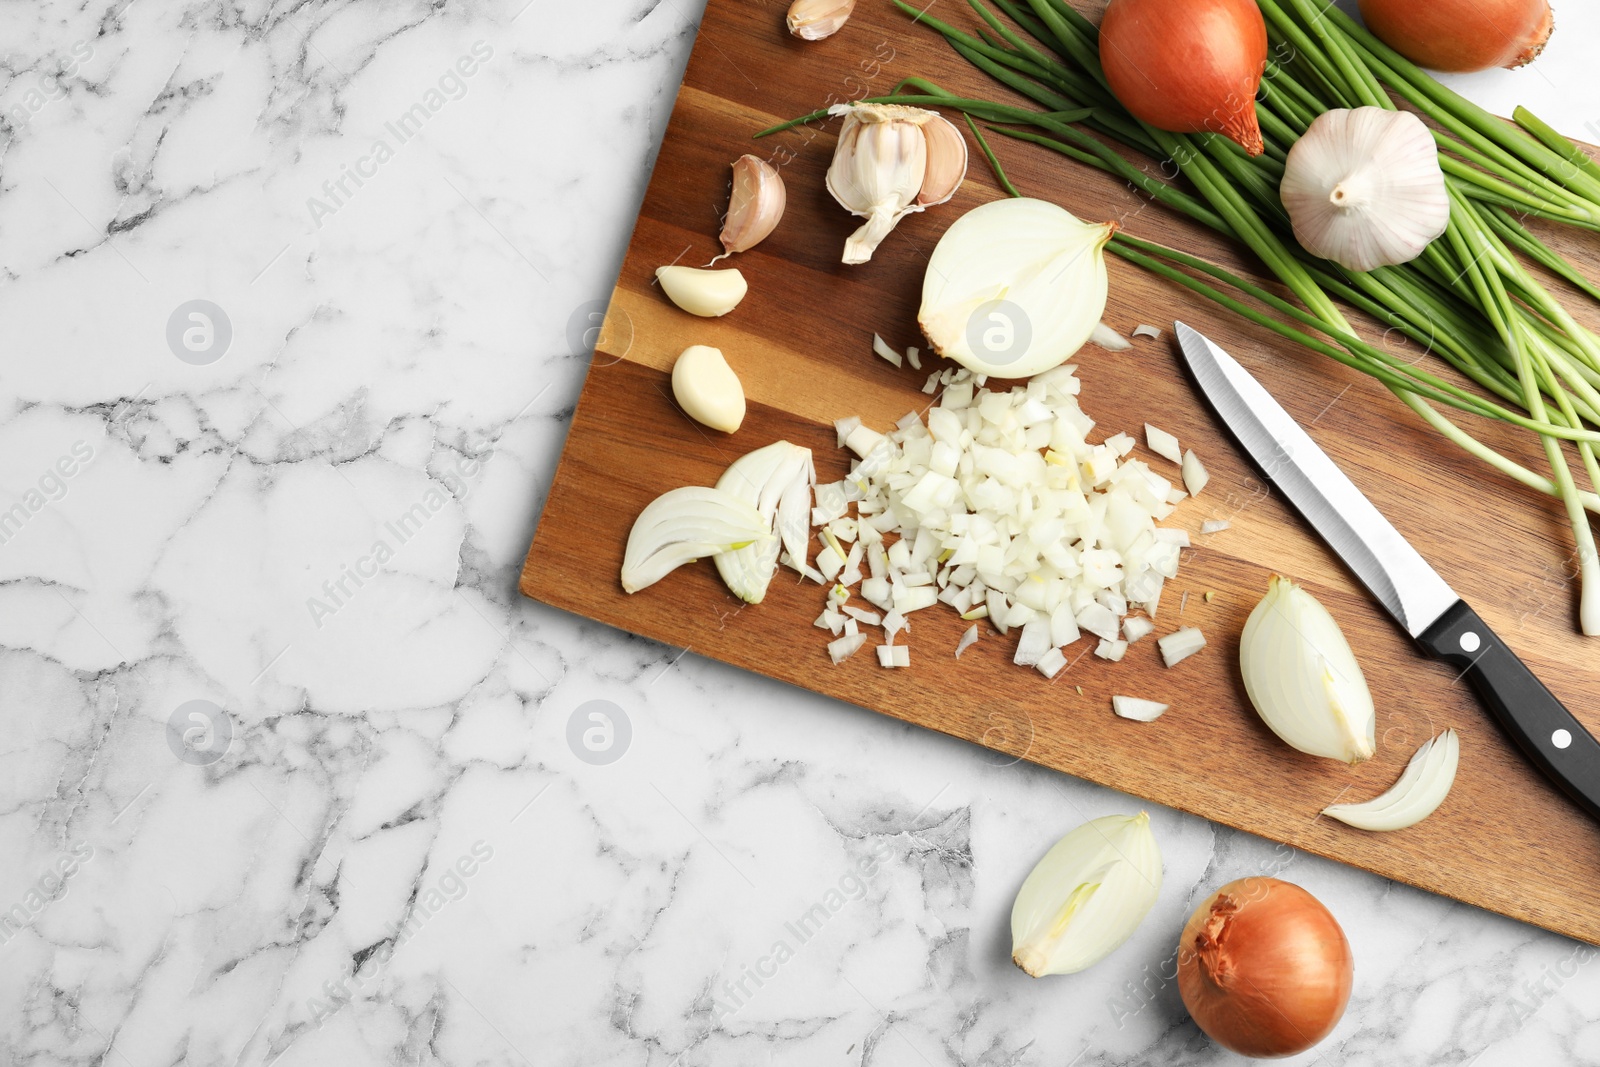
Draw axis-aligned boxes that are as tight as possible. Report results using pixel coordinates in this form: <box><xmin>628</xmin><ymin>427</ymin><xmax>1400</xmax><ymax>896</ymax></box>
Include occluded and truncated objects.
<box><xmin>714</xmin><ymin>441</ymin><xmax>815</xmax><ymax>603</ymax></box>
<box><xmin>1322</xmin><ymin>729</ymin><xmax>1459</xmax><ymax>831</ymax></box>
<box><xmin>621</xmin><ymin>486</ymin><xmax>771</xmax><ymax>594</ymax></box>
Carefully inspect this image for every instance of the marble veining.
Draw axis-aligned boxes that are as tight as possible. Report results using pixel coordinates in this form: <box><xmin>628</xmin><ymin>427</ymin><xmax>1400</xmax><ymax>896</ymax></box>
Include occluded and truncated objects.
<box><xmin>2</xmin><ymin>0</ymin><xmax>1599</xmax><ymax>1064</ymax></box>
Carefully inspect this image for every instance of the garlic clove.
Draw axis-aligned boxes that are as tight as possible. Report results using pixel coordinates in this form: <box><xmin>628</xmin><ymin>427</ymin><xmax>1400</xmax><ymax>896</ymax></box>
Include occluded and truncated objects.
<box><xmin>916</xmin><ymin>114</ymin><xmax>969</xmax><ymax>207</ymax></box>
<box><xmin>918</xmin><ymin>197</ymin><xmax>1115</xmax><ymax>378</ymax></box>
<box><xmin>826</xmin><ymin>103</ymin><xmax>929</xmax><ymax>265</ymax></box>
<box><xmin>714</xmin><ymin>441</ymin><xmax>815</xmax><ymax>603</ymax></box>
<box><xmin>657</xmin><ymin>265</ymin><xmax>748</xmax><ymax>317</ymax></box>
<box><xmin>1322</xmin><ymin>730</ymin><xmax>1459</xmax><ymax>831</ymax></box>
<box><xmin>1280</xmin><ymin>107</ymin><xmax>1449</xmax><ymax>272</ymax></box>
<box><xmin>786</xmin><ymin>0</ymin><xmax>855</xmax><ymax>40</ymax></box>
<box><xmin>1010</xmin><ymin>812</ymin><xmax>1163</xmax><ymax>976</ymax></box>
<box><xmin>671</xmin><ymin>345</ymin><xmax>745</xmax><ymax>433</ymax></box>
<box><xmin>721</xmin><ymin>155</ymin><xmax>786</xmax><ymax>256</ymax></box>
<box><xmin>621</xmin><ymin>486</ymin><xmax>772</xmax><ymax>594</ymax></box>
<box><xmin>1240</xmin><ymin>575</ymin><xmax>1376</xmax><ymax>764</ymax></box>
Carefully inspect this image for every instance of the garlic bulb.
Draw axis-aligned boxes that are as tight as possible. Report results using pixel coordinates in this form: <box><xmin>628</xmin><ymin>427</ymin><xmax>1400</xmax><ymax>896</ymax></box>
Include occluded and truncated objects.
<box><xmin>826</xmin><ymin>103</ymin><xmax>968</xmax><ymax>265</ymax></box>
<box><xmin>1240</xmin><ymin>575</ymin><xmax>1376</xmax><ymax>764</ymax></box>
<box><xmin>620</xmin><ymin>486</ymin><xmax>771</xmax><ymax>593</ymax></box>
<box><xmin>713</xmin><ymin>441</ymin><xmax>814</xmax><ymax>604</ymax></box>
<box><xmin>1322</xmin><ymin>730</ymin><xmax>1459</xmax><ymax>831</ymax></box>
<box><xmin>918</xmin><ymin>198</ymin><xmax>1114</xmax><ymax>378</ymax></box>
<box><xmin>1280</xmin><ymin>107</ymin><xmax>1449</xmax><ymax>272</ymax></box>
<box><xmin>786</xmin><ymin>0</ymin><xmax>855</xmax><ymax>39</ymax></box>
<box><xmin>671</xmin><ymin>345</ymin><xmax>745</xmax><ymax>433</ymax></box>
<box><xmin>1011</xmin><ymin>813</ymin><xmax>1163</xmax><ymax>976</ymax></box>
<box><xmin>656</xmin><ymin>265</ymin><xmax>748</xmax><ymax>317</ymax></box>
<box><xmin>720</xmin><ymin>155</ymin><xmax>785</xmax><ymax>256</ymax></box>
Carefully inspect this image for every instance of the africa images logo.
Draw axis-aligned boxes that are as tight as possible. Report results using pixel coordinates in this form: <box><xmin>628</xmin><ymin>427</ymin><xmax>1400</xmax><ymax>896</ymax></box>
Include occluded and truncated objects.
<box><xmin>305</xmin><ymin>41</ymin><xmax>495</xmax><ymax>229</ymax></box>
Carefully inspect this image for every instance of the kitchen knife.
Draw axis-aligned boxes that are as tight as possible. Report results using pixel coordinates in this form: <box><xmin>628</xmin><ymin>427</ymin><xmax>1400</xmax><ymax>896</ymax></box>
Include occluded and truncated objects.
<box><xmin>1174</xmin><ymin>321</ymin><xmax>1600</xmax><ymax>822</ymax></box>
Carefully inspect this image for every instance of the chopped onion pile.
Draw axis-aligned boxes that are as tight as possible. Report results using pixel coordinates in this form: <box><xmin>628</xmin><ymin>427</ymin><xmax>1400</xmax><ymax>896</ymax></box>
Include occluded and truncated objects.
<box><xmin>808</xmin><ymin>365</ymin><xmax>1200</xmax><ymax>672</ymax></box>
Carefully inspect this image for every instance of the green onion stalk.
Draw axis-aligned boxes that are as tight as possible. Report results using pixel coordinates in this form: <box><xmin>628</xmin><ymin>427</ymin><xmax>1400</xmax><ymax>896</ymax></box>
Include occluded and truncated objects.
<box><xmin>756</xmin><ymin>0</ymin><xmax>1600</xmax><ymax>632</ymax></box>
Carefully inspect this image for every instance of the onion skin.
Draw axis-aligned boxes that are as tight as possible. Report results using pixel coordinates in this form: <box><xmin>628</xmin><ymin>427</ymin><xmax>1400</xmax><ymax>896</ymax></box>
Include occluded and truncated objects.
<box><xmin>1099</xmin><ymin>0</ymin><xmax>1267</xmax><ymax>156</ymax></box>
<box><xmin>1357</xmin><ymin>0</ymin><xmax>1553</xmax><ymax>73</ymax></box>
<box><xmin>1177</xmin><ymin>877</ymin><xmax>1353</xmax><ymax>1058</ymax></box>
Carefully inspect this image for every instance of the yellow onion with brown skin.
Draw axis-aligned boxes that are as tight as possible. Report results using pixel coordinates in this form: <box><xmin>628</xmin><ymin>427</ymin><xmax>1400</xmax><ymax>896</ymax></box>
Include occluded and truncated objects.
<box><xmin>1357</xmin><ymin>0</ymin><xmax>1554</xmax><ymax>73</ymax></box>
<box><xmin>1177</xmin><ymin>877</ymin><xmax>1353</xmax><ymax>1058</ymax></box>
<box><xmin>1098</xmin><ymin>0</ymin><xmax>1268</xmax><ymax>156</ymax></box>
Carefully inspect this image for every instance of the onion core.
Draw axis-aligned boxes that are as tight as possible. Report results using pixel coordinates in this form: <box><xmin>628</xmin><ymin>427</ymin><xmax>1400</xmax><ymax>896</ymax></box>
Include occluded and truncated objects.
<box><xmin>1099</xmin><ymin>0</ymin><xmax>1268</xmax><ymax>156</ymax></box>
<box><xmin>1177</xmin><ymin>877</ymin><xmax>1353</xmax><ymax>1058</ymax></box>
<box><xmin>1357</xmin><ymin>0</ymin><xmax>1554</xmax><ymax>73</ymax></box>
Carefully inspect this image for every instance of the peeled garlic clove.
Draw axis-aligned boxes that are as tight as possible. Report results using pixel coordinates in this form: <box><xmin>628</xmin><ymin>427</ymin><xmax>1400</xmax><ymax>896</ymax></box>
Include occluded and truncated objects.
<box><xmin>1240</xmin><ymin>575</ymin><xmax>1376</xmax><ymax>764</ymax></box>
<box><xmin>714</xmin><ymin>441</ymin><xmax>815</xmax><ymax>603</ymax></box>
<box><xmin>721</xmin><ymin>155</ymin><xmax>786</xmax><ymax>255</ymax></box>
<box><xmin>1011</xmin><ymin>813</ymin><xmax>1163</xmax><ymax>976</ymax></box>
<box><xmin>786</xmin><ymin>0</ymin><xmax>855</xmax><ymax>40</ymax></box>
<box><xmin>916</xmin><ymin>114</ymin><xmax>968</xmax><ymax>207</ymax></box>
<box><xmin>621</xmin><ymin>486</ymin><xmax>771</xmax><ymax>594</ymax></box>
<box><xmin>826</xmin><ymin>103</ymin><xmax>929</xmax><ymax>265</ymax></box>
<box><xmin>918</xmin><ymin>197</ymin><xmax>1115</xmax><ymax>378</ymax></box>
<box><xmin>1322</xmin><ymin>730</ymin><xmax>1459</xmax><ymax>831</ymax></box>
<box><xmin>672</xmin><ymin>345</ymin><xmax>745</xmax><ymax>433</ymax></box>
<box><xmin>657</xmin><ymin>265</ymin><xmax>748</xmax><ymax>317</ymax></box>
<box><xmin>1280</xmin><ymin>107</ymin><xmax>1449</xmax><ymax>272</ymax></box>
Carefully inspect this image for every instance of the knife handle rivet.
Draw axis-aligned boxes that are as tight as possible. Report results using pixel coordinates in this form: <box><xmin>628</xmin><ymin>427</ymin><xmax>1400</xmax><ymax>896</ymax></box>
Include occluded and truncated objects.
<box><xmin>1459</xmin><ymin>631</ymin><xmax>1481</xmax><ymax>653</ymax></box>
<box><xmin>1553</xmin><ymin>729</ymin><xmax>1573</xmax><ymax>750</ymax></box>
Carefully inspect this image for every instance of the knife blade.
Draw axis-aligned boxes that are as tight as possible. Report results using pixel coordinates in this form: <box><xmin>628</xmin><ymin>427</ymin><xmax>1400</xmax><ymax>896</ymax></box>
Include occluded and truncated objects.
<box><xmin>1175</xmin><ymin>321</ymin><xmax>1600</xmax><ymax>822</ymax></box>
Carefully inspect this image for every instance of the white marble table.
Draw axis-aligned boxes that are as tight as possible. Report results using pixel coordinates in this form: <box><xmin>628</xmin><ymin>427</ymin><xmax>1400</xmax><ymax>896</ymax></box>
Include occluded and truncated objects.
<box><xmin>3</xmin><ymin>1</ymin><xmax>1599</xmax><ymax>1064</ymax></box>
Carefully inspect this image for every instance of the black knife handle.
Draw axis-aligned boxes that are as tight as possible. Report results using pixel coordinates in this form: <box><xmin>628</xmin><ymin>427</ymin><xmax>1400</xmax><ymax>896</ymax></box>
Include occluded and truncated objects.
<box><xmin>1417</xmin><ymin>601</ymin><xmax>1600</xmax><ymax>822</ymax></box>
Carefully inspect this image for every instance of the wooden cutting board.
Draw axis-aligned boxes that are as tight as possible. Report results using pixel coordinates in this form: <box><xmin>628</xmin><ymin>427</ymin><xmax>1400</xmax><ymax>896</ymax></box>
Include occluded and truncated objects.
<box><xmin>523</xmin><ymin>0</ymin><xmax>1600</xmax><ymax>944</ymax></box>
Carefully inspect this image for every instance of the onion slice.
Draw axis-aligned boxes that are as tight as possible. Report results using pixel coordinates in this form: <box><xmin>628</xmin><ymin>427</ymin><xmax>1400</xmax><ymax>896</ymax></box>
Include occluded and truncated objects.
<box><xmin>621</xmin><ymin>486</ymin><xmax>771</xmax><ymax>594</ymax></box>
<box><xmin>1157</xmin><ymin>626</ymin><xmax>1206</xmax><ymax>667</ymax></box>
<box><xmin>1144</xmin><ymin>423</ymin><xmax>1182</xmax><ymax>465</ymax></box>
<box><xmin>714</xmin><ymin>441</ymin><xmax>816</xmax><ymax>603</ymax></box>
<box><xmin>1322</xmin><ymin>730</ymin><xmax>1459</xmax><ymax>831</ymax></box>
<box><xmin>1181</xmin><ymin>449</ymin><xmax>1209</xmax><ymax>497</ymax></box>
<box><xmin>1090</xmin><ymin>321</ymin><xmax>1133</xmax><ymax>352</ymax></box>
<box><xmin>1112</xmin><ymin>695</ymin><xmax>1168</xmax><ymax>721</ymax></box>
<box><xmin>828</xmin><ymin>632</ymin><xmax>867</xmax><ymax>663</ymax></box>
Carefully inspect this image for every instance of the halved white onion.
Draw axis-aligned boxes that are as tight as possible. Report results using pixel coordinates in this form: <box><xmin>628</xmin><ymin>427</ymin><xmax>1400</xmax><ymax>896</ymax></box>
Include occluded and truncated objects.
<box><xmin>918</xmin><ymin>199</ymin><xmax>1114</xmax><ymax>379</ymax></box>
